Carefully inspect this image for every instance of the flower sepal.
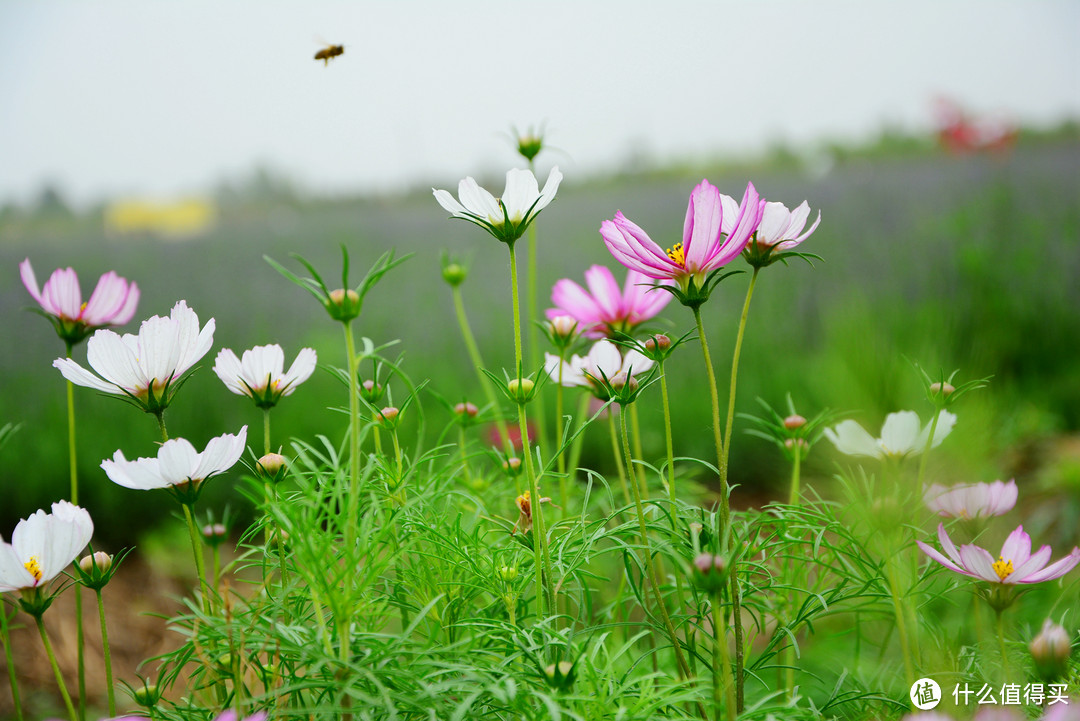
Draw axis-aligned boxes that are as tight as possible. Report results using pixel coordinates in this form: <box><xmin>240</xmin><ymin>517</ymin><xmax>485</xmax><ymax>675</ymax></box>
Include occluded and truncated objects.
<box><xmin>75</xmin><ymin>548</ymin><xmax>129</xmax><ymax>591</ymax></box>
<box><xmin>652</xmin><ymin>267</ymin><xmax>743</xmax><ymax>310</ymax></box>
<box><xmin>18</xmin><ymin>586</ymin><xmax>57</xmax><ymax>619</ymax></box>
<box><xmin>980</xmin><ymin>582</ymin><xmax>1021</xmax><ymax>613</ymax></box>
<box><xmin>483</xmin><ymin>367</ymin><xmax>547</xmax><ymax>406</ymax></box>
<box><xmin>914</xmin><ymin>365</ymin><xmax>992</xmax><ymax>410</ymax></box>
<box><xmin>741</xmin><ymin>394</ymin><xmax>837</xmax><ymax>463</ymax></box>
<box><xmin>742</xmin><ymin>242</ymin><xmax>822</xmax><ymax>270</ymax></box>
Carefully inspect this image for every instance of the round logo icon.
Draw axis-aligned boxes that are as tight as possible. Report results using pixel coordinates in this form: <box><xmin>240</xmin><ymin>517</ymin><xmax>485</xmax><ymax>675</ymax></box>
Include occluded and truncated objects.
<box><xmin>910</xmin><ymin>678</ymin><xmax>942</xmax><ymax>710</ymax></box>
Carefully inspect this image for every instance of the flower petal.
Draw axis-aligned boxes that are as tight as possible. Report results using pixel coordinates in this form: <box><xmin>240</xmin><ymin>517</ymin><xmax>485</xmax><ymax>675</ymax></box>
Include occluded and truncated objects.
<box><xmin>1018</xmin><ymin>547</ymin><xmax>1080</xmax><ymax>583</ymax></box>
<box><xmin>999</xmin><ymin>525</ymin><xmax>1032</xmax><ymax>568</ymax></box>
<box><xmin>457</xmin><ymin>177</ymin><xmax>500</xmax><ymax>223</ymax></box>
<box><xmin>583</xmin><ymin>265</ymin><xmax>623</xmax><ymax>324</ymax></box>
<box><xmin>19</xmin><ymin>259</ymin><xmax>44</xmax><ymax>306</ymax></box>
<box><xmin>824</xmin><ymin>420</ymin><xmax>881</xmax><ymax>458</ymax></box>
<box><xmin>280</xmin><ymin>347</ymin><xmax>317</xmax><ymax>395</ymax></box>
<box><xmin>682</xmin><ymin>180</ymin><xmax>723</xmax><ymax>273</ymax></box>
<box><xmin>213</xmin><ymin>348</ymin><xmax>247</xmax><ymax>395</ymax></box>
<box><xmin>958</xmin><ymin>544</ymin><xmax>1002</xmax><ymax>583</ymax></box>
<box><xmin>917</xmin><ymin>540</ymin><xmax>967</xmax><ymax>575</ymax></box>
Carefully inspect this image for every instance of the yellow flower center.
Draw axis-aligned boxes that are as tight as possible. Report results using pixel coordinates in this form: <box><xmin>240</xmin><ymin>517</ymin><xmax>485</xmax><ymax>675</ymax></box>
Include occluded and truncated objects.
<box><xmin>666</xmin><ymin>242</ymin><xmax>685</xmax><ymax>266</ymax></box>
<box><xmin>992</xmin><ymin>556</ymin><xmax>1014</xmax><ymax>581</ymax></box>
<box><xmin>24</xmin><ymin>556</ymin><xmax>43</xmax><ymax>582</ymax></box>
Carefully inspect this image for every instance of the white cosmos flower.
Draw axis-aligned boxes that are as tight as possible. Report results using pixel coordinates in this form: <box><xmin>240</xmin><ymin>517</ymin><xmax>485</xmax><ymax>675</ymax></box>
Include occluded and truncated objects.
<box><xmin>433</xmin><ymin>166</ymin><xmax>563</xmax><ymax>245</ymax></box>
<box><xmin>213</xmin><ymin>344</ymin><xmax>317</xmax><ymax>409</ymax></box>
<box><xmin>824</xmin><ymin>410</ymin><xmax>956</xmax><ymax>459</ymax></box>
<box><xmin>53</xmin><ymin>300</ymin><xmax>215</xmax><ymax>414</ymax></box>
<box><xmin>0</xmin><ymin>501</ymin><xmax>94</xmax><ymax>593</ymax></box>
<box><xmin>545</xmin><ymin>340</ymin><xmax>653</xmax><ymax>389</ymax></box>
<box><xmin>101</xmin><ymin>427</ymin><xmax>248</xmax><ymax>502</ymax></box>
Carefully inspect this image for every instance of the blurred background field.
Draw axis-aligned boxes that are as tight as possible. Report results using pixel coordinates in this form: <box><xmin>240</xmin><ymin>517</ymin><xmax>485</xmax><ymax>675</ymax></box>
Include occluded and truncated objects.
<box><xmin>2</xmin><ymin>129</ymin><xmax>1079</xmax><ymax>547</ymax></box>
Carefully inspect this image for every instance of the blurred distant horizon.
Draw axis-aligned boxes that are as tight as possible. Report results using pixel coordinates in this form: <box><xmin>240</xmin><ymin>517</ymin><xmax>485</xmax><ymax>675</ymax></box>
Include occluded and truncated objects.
<box><xmin>2</xmin><ymin>1</ymin><xmax>1078</xmax><ymax>209</ymax></box>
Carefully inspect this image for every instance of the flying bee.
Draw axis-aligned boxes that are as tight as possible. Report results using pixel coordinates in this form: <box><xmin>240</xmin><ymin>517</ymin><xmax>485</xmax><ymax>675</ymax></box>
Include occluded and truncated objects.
<box><xmin>314</xmin><ymin>44</ymin><xmax>344</xmax><ymax>66</ymax></box>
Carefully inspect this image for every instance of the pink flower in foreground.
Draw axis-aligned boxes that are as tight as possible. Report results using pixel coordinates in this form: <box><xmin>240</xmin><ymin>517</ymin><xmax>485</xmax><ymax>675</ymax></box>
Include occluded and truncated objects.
<box><xmin>546</xmin><ymin>265</ymin><xmax>672</xmax><ymax>338</ymax></box>
<box><xmin>53</xmin><ymin>300</ymin><xmax>215</xmax><ymax>414</ymax></box>
<box><xmin>918</xmin><ymin>523</ymin><xmax>1080</xmax><ymax>586</ymax></box>
<box><xmin>924</xmin><ymin>479</ymin><xmax>1017</xmax><ymax>519</ymax></box>
<box><xmin>101</xmin><ymin>427</ymin><xmax>248</xmax><ymax>504</ymax></box>
<box><xmin>600</xmin><ymin>180</ymin><xmax>763</xmax><ymax>303</ymax></box>
<box><xmin>214</xmin><ymin>344</ymin><xmax>317</xmax><ymax>409</ymax></box>
<box><xmin>20</xmin><ymin>259</ymin><xmax>139</xmax><ymax>345</ymax></box>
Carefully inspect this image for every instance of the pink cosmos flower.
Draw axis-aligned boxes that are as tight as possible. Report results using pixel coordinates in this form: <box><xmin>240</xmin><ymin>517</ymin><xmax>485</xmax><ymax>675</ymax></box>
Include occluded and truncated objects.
<box><xmin>20</xmin><ymin>259</ymin><xmax>139</xmax><ymax>344</ymax></box>
<box><xmin>924</xmin><ymin>479</ymin><xmax>1017</xmax><ymax>519</ymax></box>
<box><xmin>546</xmin><ymin>265</ymin><xmax>672</xmax><ymax>338</ymax></box>
<box><xmin>0</xmin><ymin>501</ymin><xmax>94</xmax><ymax>593</ymax></box>
<box><xmin>53</xmin><ymin>300</ymin><xmax>215</xmax><ymax>414</ymax></box>
<box><xmin>214</xmin><ymin>344</ymin><xmax>317</xmax><ymax>409</ymax></box>
<box><xmin>918</xmin><ymin>523</ymin><xmax>1080</xmax><ymax>585</ymax></box>
<box><xmin>600</xmin><ymin>180</ymin><xmax>763</xmax><ymax>296</ymax></box>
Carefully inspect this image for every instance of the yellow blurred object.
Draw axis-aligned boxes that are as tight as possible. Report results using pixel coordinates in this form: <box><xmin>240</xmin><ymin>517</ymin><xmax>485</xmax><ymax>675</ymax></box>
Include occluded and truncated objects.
<box><xmin>104</xmin><ymin>198</ymin><xmax>216</xmax><ymax>239</ymax></box>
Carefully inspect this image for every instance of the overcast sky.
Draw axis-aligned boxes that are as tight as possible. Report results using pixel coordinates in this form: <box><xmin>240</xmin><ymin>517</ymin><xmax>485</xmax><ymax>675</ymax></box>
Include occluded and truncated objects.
<box><xmin>1</xmin><ymin>1</ymin><xmax>1077</xmax><ymax>207</ymax></box>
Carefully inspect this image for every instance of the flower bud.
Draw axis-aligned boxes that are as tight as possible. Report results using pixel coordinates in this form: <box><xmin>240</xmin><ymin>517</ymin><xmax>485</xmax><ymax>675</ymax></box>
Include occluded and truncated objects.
<box><xmin>377</xmin><ymin>406</ymin><xmax>400</xmax><ymax>429</ymax></box>
<box><xmin>516</xmin><ymin>132</ymin><xmax>544</xmax><ymax>162</ymax></box>
<box><xmin>256</xmin><ymin>452</ymin><xmax>288</xmax><ymax>482</ymax></box>
<box><xmin>326</xmin><ymin>288</ymin><xmax>361</xmax><ymax>322</ymax></box>
<box><xmin>79</xmin><ymin>551</ymin><xmax>113</xmax><ymax>575</ymax></box>
<box><xmin>930</xmin><ymin>382</ymin><xmax>956</xmax><ymax>397</ymax></box>
<box><xmin>691</xmin><ymin>552</ymin><xmax>729</xmax><ymax>593</ymax></box>
<box><xmin>507</xmin><ymin>378</ymin><xmax>534</xmax><ymax>403</ymax></box>
<box><xmin>542</xmin><ymin>660</ymin><xmax>576</xmax><ymax>691</ymax></box>
<box><xmin>361</xmin><ymin>379</ymin><xmax>384</xmax><ymax>403</ymax></box>
<box><xmin>454</xmin><ymin>401</ymin><xmax>479</xmax><ymax>424</ymax></box>
<box><xmin>442</xmin><ymin>263</ymin><xmax>467</xmax><ymax>287</ymax></box>
<box><xmin>497</xmin><ymin>566</ymin><xmax>518</xmax><ymax>582</ymax></box>
<box><xmin>784</xmin><ymin>438</ymin><xmax>809</xmax><ymax>452</ymax></box>
<box><xmin>783</xmin><ymin>414</ymin><xmax>807</xmax><ymax>430</ymax></box>
<box><xmin>1030</xmin><ymin>619</ymin><xmax>1072</xmax><ymax>680</ymax></box>
<box><xmin>202</xmin><ymin>523</ymin><xmax>228</xmax><ymax>547</ymax></box>
<box><xmin>133</xmin><ymin>683</ymin><xmax>160</xmax><ymax>708</ymax></box>
<box><xmin>502</xmin><ymin>456</ymin><xmax>523</xmax><ymax>477</ymax></box>
<box><xmin>610</xmin><ymin>371</ymin><xmax>638</xmax><ymax>394</ymax></box>
<box><xmin>645</xmin><ymin>334</ymin><xmax>671</xmax><ymax>353</ymax></box>
<box><xmin>547</xmin><ymin>315</ymin><xmax>578</xmax><ymax>342</ymax></box>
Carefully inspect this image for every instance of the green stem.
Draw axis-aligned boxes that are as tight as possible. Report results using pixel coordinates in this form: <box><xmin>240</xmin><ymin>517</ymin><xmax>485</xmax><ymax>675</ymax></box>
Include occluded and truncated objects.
<box><xmin>886</xmin><ymin>555</ymin><xmax>916</xmax><ymax>691</ymax></box>
<box><xmin>659</xmin><ymin>364</ymin><xmax>691</xmax><ymax>616</ymax></box>
<box><xmin>629</xmin><ymin>403</ymin><xmax>648</xmax><ymax>496</ymax></box>
<box><xmin>182</xmin><ymin>504</ymin><xmax>212</xmax><ymax>615</ymax></box>
<box><xmin>693</xmin><ymin>307</ymin><xmax>727</xmax><ymax>528</ymax></box>
<box><xmin>719</xmin><ymin>267</ymin><xmax>759</xmax><ymax>712</ymax></box>
<box><xmin>788</xmin><ymin>444</ymin><xmax>802</xmax><ymax>507</ymax></box>
<box><xmin>0</xmin><ymin>604</ymin><xmax>23</xmax><ymax>721</ymax></box>
<box><xmin>343</xmin><ymin>323</ymin><xmax>361</xmax><ymax>554</ymax></box>
<box><xmin>510</xmin><ymin>244</ymin><xmax>552</xmax><ymax>616</ymax></box>
<box><xmin>64</xmin><ymin>346</ymin><xmax>86</xmax><ymax>721</ymax></box>
<box><xmin>527</xmin><ymin>219</ymin><xmax>550</xmax><ymax>459</ymax></box>
<box><xmin>995</xmin><ymin>609</ymin><xmax>1010</xmax><ymax>682</ymax></box>
<box><xmin>619</xmin><ymin>408</ymin><xmax>692</xmax><ymax>680</ymax></box>
<box><xmin>556</xmin><ymin>351</ymin><xmax>567</xmax><ymax>515</ymax></box>
<box><xmin>914</xmin><ymin>409</ymin><xmax>941</xmax><ymax>492</ymax></box>
<box><xmin>451</xmin><ymin>285</ymin><xmax>512</xmax><ymax>453</ymax></box>
<box><xmin>154</xmin><ymin>410</ymin><xmax>168</xmax><ymax>442</ymax></box>
<box><xmin>95</xmin><ymin>590</ymin><xmax>116</xmax><ymax>716</ymax></box>
<box><xmin>457</xmin><ymin>426</ymin><xmax>472</xmax><ymax>484</ymax></box>
<box><xmin>263</xmin><ymin>408</ymin><xmax>272</xmax><ymax>456</ymax></box>
<box><xmin>37</xmin><ymin>614</ymin><xmax>77</xmax><ymax>721</ymax></box>
<box><xmin>608</xmin><ymin>413</ymin><xmax>631</xmax><ymax>507</ymax></box>
<box><xmin>566</xmin><ymin>394</ymin><xmax>590</xmax><ymax>484</ymax></box>
<box><xmin>711</xmin><ymin>591</ymin><xmax>736</xmax><ymax>721</ymax></box>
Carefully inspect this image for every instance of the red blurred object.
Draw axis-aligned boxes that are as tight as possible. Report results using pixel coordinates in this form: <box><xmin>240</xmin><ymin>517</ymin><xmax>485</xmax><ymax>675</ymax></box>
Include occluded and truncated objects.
<box><xmin>932</xmin><ymin>96</ymin><xmax>1018</xmax><ymax>154</ymax></box>
<box><xmin>487</xmin><ymin>421</ymin><xmax>537</xmax><ymax>451</ymax></box>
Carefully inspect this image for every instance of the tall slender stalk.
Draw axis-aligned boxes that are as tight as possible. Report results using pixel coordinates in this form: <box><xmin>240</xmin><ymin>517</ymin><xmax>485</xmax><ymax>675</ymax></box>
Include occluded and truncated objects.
<box><xmin>995</xmin><ymin>610</ymin><xmax>1010</xmax><ymax>682</ymax></box>
<box><xmin>343</xmin><ymin>324</ymin><xmax>361</xmax><ymax>553</ymax></box>
<box><xmin>914</xmin><ymin>409</ymin><xmax>942</xmax><ymax>492</ymax></box>
<box><xmin>619</xmin><ymin>408</ymin><xmax>692</xmax><ymax>680</ymax></box>
<box><xmin>63</xmin><ymin>344</ymin><xmax>86</xmax><ymax>721</ymax></box>
<box><xmin>711</xmin><ymin>590</ymin><xmax>736</xmax><ymax>721</ymax></box>
<box><xmin>183</xmin><ymin>504</ymin><xmax>212</xmax><ymax>615</ymax></box>
<box><xmin>526</xmin><ymin>219</ymin><xmax>550</xmax><ymax>457</ymax></box>
<box><xmin>451</xmin><ymin>285</ymin><xmax>512</xmax><ymax>452</ymax></box>
<box><xmin>658</xmin><ymin>363</ymin><xmax>691</xmax><ymax>616</ymax></box>
<box><xmin>94</xmin><ymin>589</ymin><xmax>117</xmax><ymax>716</ymax></box>
<box><xmin>509</xmin><ymin>244</ymin><xmax>553</xmax><ymax>615</ymax></box>
<box><xmin>36</xmin><ymin>614</ymin><xmax>77</xmax><ymax>721</ymax></box>
<box><xmin>718</xmin><ymin>267</ymin><xmax>760</xmax><ymax>711</ymax></box>
<box><xmin>263</xmin><ymin>408</ymin><xmax>272</xmax><ymax>456</ymax></box>
<box><xmin>608</xmin><ymin>414</ymin><xmax>631</xmax><ymax>507</ymax></box>
<box><xmin>0</xmin><ymin>605</ymin><xmax>23</xmax><ymax>721</ymax></box>
<box><xmin>555</xmin><ymin>353</ymin><xmax>568</xmax><ymax>513</ymax></box>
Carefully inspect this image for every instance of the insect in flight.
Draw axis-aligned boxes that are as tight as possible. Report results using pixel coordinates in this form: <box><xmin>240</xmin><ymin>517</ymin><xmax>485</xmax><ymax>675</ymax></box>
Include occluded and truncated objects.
<box><xmin>314</xmin><ymin>44</ymin><xmax>344</xmax><ymax>66</ymax></box>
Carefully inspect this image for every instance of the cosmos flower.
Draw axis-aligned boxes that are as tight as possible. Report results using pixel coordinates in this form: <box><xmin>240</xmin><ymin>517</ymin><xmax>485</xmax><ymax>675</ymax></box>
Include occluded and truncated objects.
<box><xmin>53</xmin><ymin>300</ymin><xmax>215</xmax><ymax>414</ymax></box>
<box><xmin>546</xmin><ymin>264</ymin><xmax>672</xmax><ymax>338</ymax></box>
<box><xmin>213</xmin><ymin>344</ymin><xmax>317</xmax><ymax>409</ymax></box>
<box><xmin>101</xmin><ymin>427</ymin><xmax>248</xmax><ymax>503</ymax></box>
<box><xmin>600</xmin><ymin>180</ymin><xmax>763</xmax><ymax>298</ymax></box>
<box><xmin>433</xmin><ymin>167</ymin><xmax>563</xmax><ymax>245</ymax></box>
<box><xmin>544</xmin><ymin>339</ymin><xmax>653</xmax><ymax>390</ymax></box>
<box><xmin>0</xmin><ymin>501</ymin><xmax>93</xmax><ymax>593</ymax></box>
<box><xmin>924</xmin><ymin>479</ymin><xmax>1017</xmax><ymax>519</ymax></box>
<box><xmin>917</xmin><ymin>523</ymin><xmax>1080</xmax><ymax>586</ymax></box>
<box><xmin>20</xmin><ymin>259</ymin><xmax>139</xmax><ymax>345</ymax></box>
<box><xmin>823</xmin><ymin>410</ymin><xmax>956</xmax><ymax>459</ymax></box>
